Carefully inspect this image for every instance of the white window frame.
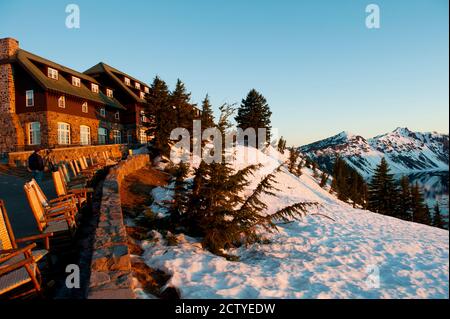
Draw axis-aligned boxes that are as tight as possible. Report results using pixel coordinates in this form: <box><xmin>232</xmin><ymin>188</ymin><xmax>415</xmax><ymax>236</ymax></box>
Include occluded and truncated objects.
<box><xmin>72</xmin><ymin>76</ymin><xmax>81</xmax><ymax>87</ymax></box>
<box><xmin>82</xmin><ymin>102</ymin><xmax>88</xmax><ymax>113</ymax></box>
<box><xmin>57</xmin><ymin>122</ymin><xmax>71</xmax><ymax>145</ymax></box>
<box><xmin>91</xmin><ymin>83</ymin><xmax>99</xmax><ymax>93</ymax></box>
<box><xmin>115</xmin><ymin>111</ymin><xmax>120</xmax><ymax>120</ymax></box>
<box><xmin>112</xmin><ymin>130</ymin><xmax>122</xmax><ymax>144</ymax></box>
<box><xmin>80</xmin><ymin>125</ymin><xmax>91</xmax><ymax>145</ymax></box>
<box><xmin>135</xmin><ymin>82</ymin><xmax>141</xmax><ymax>89</ymax></box>
<box><xmin>47</xmin><ymin>67</ymin><xmax>58</xmax><ymax>80</ymax></box>
<box><xmin>26</xmin><ymin>90</ymin><xmax>34</xmax><ymax>107</ymax></box>
<box><xmin>58</xmin><ymin>96</ymin><xmax>66</xmax><ymax>108</ymax></box>
<box><xmin>27</xmin><ymin>122</ymin><xmax>41</xmax><ymax>145</ymax></box>
<box><xmin>100</xmin><ymin>108</ymin><xmax>106</xmax><ymax>117</ymax></box>
<box><xmin>139</xmin><ymin>129</ymin><xmax>147</xmax><ymax>144</ymax></box>
<box><xmin>124</xmin><ymin>77</ymin><xmax>131</xmax><ymax>86</ymax></box>
<box><xmin>140</xmin><ymin>92</ymin><xmax>145</xmax><ymax>99</ymax></box>
<box><xmin>144</xmin><ymin>86</ymin><xmax>149</xmax><ymax>93</ymax></box>
<box><xmin>98</xmin><ymin>127</ymin><xmax>108</xmax><ymax>145</ymax></box>
<box><xmin>106</xmin><ymin>88</ymin><xmax>113</xmax><ymax>98</ymax></box>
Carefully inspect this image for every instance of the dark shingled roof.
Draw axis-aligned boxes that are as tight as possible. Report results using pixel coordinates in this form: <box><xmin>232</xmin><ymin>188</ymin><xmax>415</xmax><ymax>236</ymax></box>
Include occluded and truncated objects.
<box><xmin>84</xmin><ymin>62</ymin><xmax>149</xmax><ymax>104</ymax></box>
<box><xmin>15</xmin><ymin>49</ymin><xmax>126</xmax><ymax>110</ymax></box>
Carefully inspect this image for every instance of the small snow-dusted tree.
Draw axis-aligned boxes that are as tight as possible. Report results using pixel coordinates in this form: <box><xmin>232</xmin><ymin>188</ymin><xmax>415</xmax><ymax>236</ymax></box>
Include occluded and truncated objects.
<box><xmin>277</xmin><ymin>136</ymin><xmax>287</xmax><ymax>153</ymax></box>
<box><xmin>319</xmin><ymin>172</ymin><xmax>329</xmax><ymax>188</ymax></box>
<box><xmin>288</xmin><ymin>147</ymin><xmax>300</xmax><ymax>175</ymax></box>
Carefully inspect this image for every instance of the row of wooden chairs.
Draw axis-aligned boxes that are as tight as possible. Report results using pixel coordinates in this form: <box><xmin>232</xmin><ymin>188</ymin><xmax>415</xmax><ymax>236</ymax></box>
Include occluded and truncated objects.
<box><xmin>0</xmin><ymin>153</ymin><xmax>110</xmax><ymax>298</ymax></box>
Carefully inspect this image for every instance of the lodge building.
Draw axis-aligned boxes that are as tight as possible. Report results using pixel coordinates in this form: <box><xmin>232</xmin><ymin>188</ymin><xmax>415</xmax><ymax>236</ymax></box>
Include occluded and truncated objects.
<box><xmin>0</xmin><ymin>37</ymin><xmax>157</xmax><ymax>155</ymax></box>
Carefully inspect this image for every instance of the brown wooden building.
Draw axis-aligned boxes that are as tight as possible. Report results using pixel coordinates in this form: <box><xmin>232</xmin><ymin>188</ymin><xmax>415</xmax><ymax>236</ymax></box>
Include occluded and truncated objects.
<box><xmin>0</xmin><ymin>37</ymin><xmax>152</xmax><ymax>154</ymax></box>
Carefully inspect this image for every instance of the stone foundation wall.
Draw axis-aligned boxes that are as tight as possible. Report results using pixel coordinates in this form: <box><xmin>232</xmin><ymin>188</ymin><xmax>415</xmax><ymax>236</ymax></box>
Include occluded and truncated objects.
<box><xmin>8</xmin><ymin>144</ymin><xmax>124</xmax><ymax>167</ymax></box>
<box><xmin>88</xmin><ymin>154</ymin><xmax>150</xmax><ymax>299</ymax></box>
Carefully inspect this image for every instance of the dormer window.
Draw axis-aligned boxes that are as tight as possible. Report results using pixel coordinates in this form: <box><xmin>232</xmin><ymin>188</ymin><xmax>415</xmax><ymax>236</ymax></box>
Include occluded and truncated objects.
<box><xmin>106</xmin><ymin>88</ymin><xmax>113</xmax><ymax>98</ymax></box>
<box><xmin>144</xmin><ymin>87</ymin><xmax>149</xmax><ymax>93</ymax></box>
<box><xmin>58</xmin><ymin>96</ymin><xmax>65</xmax><ymax>108</ymax></box>
<box><xmin>72</xmin><ymin>76</ymin><xmax>81</xmax><ymax>87</ymax></box>
<box><xmin>100</xmin><ymin>108</ymin><xmax>106</xmax><ymax>117</ymax></box>
<box><xmin>140</xmin><ymin>92</ymin><xmax>145</xmax><ymax>99</ymax></box>
<box><xmin>115</xmin><ymin>111</ymin><xmax>120</xmax><ymax>120</ymax></box>
<box><xmin>47</xmin><ymin>67</ymin><xmax>58</xmax><ymax>80</ymax></box>
<box><xmin>91</xmin><ymin>83</ymin><xmax>99</xmax><ymax>93</ymax></box>
<box><xmin>135</xmin><ymin>82</ymin><xmax>141</xmax><ymax>89</ymax></box>
<box><xmin>124</xmin><ymin>77</ymin><xmax>131</xmax><ymax>86</ymax></box>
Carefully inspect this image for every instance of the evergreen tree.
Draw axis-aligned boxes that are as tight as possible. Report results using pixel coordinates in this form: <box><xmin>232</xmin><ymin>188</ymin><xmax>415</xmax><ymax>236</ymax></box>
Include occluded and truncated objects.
<box><xmin>171</xmin><ymin>79</ymin><xmax>196</xmax><ymax>130</ymax></box>
<box><xmin>432</xmin><ymin>203</ymin><xmax>444</xmax><ymax>229</ymax></box>
<box><xmin>296</xmin><ymin>160</ymin><xmax>303</xmax><ymax>177</ymax></box>
<box><xmin>288</xmin><ymin>148</ymin><xmax>300</xmax><ymax>175</ymax></box>
<box><xmin>410</xmin><ymin>183</ymin><xmax>431</xmax><ymax>225</ymax></box>
<box><xmin>319</xmin><ymin>172</ymin><xmax>329</xmax><ymax>188</ymax></box>
<box><xmin>277</xmin><ymin>137</ymin><xmax>287</xmax><ymax>153</ymax></box>
<box><xmin>368</xmin><ymin>158</ymin><xmax>399</xmax><ymax>216</ymax></box>
<box><xmin>398</xmin><ymin>176</ymin><xmax>412</xmax><ymax>220</ymax></box>
<box><xmin>147</xmin><ymin>76</ymin><xmax>176</xmax><ymax>156</ymax></box>
<box><xmin>235</xmin><ymin>89</ymin><xmax>272</xmax><ymax>147</ymax></box>
<box><xmin>167</xmin><ymin>162</ymin><xmax>190</xmax><ymax>227</ymax></box>
<box><xmin>200</xmin><ymin>94</ymin><xmax>215</xmax><ymax>131</ymax></box>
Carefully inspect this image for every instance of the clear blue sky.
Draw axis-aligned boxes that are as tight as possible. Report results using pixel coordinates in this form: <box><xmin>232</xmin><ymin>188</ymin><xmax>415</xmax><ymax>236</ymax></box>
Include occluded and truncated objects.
<box><xmin>1</xmin><ymin>0</ymin><xmax>448</xmax><ymax>145</ymax></box>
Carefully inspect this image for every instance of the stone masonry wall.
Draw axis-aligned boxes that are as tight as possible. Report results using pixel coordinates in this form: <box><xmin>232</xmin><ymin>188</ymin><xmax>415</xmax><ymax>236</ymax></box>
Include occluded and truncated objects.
<box><xmin>88</xmin><ymin>154</ymin><xmax>150</xmax><ymax>299</ymax></box>
<box><xmin>0</xmin><ymin>38</ymin><xmax>25</xmax><ymax>153</ymax></box>
<box><xmin>8</xmin><ymin>144</ymin><xmax>124</xmax><ymax>167</ymax></box>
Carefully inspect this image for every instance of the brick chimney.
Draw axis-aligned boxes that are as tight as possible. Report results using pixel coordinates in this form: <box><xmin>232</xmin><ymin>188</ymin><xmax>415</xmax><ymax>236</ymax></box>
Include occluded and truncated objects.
<box><xmin>0</xmin><ymin>37</ymin><xmax>24</xmax><ymax>154</ymax></box>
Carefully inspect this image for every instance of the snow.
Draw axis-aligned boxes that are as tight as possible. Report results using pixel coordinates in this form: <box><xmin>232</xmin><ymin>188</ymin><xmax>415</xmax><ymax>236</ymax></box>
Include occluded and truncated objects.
<box><xmin>140</xmin><ymin>146</ymin><xmax>449</xmax><ymax>299</ymax></box>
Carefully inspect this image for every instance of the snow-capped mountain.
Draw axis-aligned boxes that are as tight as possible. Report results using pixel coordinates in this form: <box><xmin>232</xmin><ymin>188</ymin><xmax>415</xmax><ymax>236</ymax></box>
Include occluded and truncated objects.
<box><xmin>299</xmin><ymin>127</ymin><xmax>449</xmax><ymax>177</ymax></box>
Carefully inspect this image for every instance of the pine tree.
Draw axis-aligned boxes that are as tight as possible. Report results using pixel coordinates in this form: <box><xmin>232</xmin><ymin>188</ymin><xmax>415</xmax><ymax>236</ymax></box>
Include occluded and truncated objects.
<box><xmin>432</xmin><ymin>203</ymin><xmax>444</xmax><ymax>229</ymax></box>
<box><xmin>319</xmin><ymin>172</ymin><xmax>328</xmax><ymax>188</ymax></box>
<box><xmin>296</xmin><ymin>160</ymin><xmax>303</xmax><ymax>177</ymax></box>
<box><xmin>147</xmin><ymin>76</ymin><xmax>176</xmax><ymax>156</ymax></box>
<box><xmin>410</xmin><ymin>183</ymin><xmax>431</xmax><ymax>225</ymax></box>
<box><xmin>368</xmin><ymin>158</ymin><xmax>399</xmax><ymax>216</ymax></box>
<box><xmin>277</xmin><ymin>137</ymin><xmax>287</xmax><ymax>153</ymax></box>
<box><xmin>167</xmin><ymin>162</ymin><xmax>190</xmax><ymax>227</ymax></box>
<box><xmin>235</xmin><ymin>89</ymin><xmax>272</xmax><ymax>147</ymax></box>
<box><xmin>288</xmin><ymin>148</ymin><xmax>300</xmax><ymax>175</ymax></box>
<box><xmin>398</xmin><ymin>176</ymin><xmax>412</xmax><ymax>220</ymax></box>
<box><xmin>171</xmin><ymin>79</ymin><xmax>196</xmax><ymax>130</ymax></box>
<box><xmin>200</xmin><ymin>94</ymin><xmax>215</xmax><ymax>131</ymax></box>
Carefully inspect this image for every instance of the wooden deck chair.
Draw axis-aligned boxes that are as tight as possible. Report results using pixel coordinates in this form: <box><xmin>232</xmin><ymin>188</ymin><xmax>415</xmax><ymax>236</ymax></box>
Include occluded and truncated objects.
<box><xmin>29</xmin><ymin>179</ymin><xmax>78</xmax><ymax>217</ymax></box>
<box><xmin>52</xmin><ymin>171</ymin><xmax>93</xmax><ymax>208</ymax></box>
<box><xmin>78</xmin><ymin>157</ymin><xmax>96</xmax><ymax>175</ymax></box>
<box><xmin>83</xmin><ymin>156</ymin><xmax>102</xmax><ymax>170</ymax></box>
<box><xmin>24</xmin><ymin>183</ymin><xmax>76</xmax><ymax>240</ymax></box>
<box><xmin>58</xmin><ymin>166</ymin><xmax>86</xmax><ymax>189</ymax></box>
<box><xmin>0</xmin><ymin>200</ymin><xmax>53</xmax><ymax>298</ymax></box>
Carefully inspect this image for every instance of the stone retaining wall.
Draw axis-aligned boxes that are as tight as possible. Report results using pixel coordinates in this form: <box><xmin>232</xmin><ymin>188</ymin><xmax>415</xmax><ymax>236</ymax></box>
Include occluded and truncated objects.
<box><xmin>88</xmin><ymin>154</ymin><xmax>150</xmax><ymax>299</ymax></box>
<box><xmin>8</xmin><ymin>144</ymin><xmax>124</xmax><ymax>167</ymax></box>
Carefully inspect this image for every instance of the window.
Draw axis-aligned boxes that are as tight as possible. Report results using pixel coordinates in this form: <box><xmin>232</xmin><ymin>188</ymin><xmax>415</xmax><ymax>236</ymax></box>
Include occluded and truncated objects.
<box><xmin>135</xmin><ymin>82</ymin><xmax>141</xmax><ymax>89</ymax></box>
<box><xmin>98</xmin><ymin>127</ymin><xmax>108</xmax><ymax>145</ymax></box>
<box><xmin>91</xmin><ymin>83</ymin><xmax>99</xmax><ymax>93</ymax></box>
<box><xmin>57</xmin><ymin>122</ymin><xmax>71</xmax><ymax>145</ymax></box>
<box><xmin>124</xmin><ymin>77</ymin><xmax>131</xmax><ymax>86</ymax></box>
<box><xmin>82</xmin><ymin>102</ymin><xmax>88</xmax><ymax>113</ymax></box>
<box><xmin>106</xmin><ymin>89</ymin><xmax>113</xmax><ymax>98</ymax></box>
<box><xmin>100</xmin><ymin>108</ymin><xmax>106</xmax><ymax>117</ymax></box>
<box><xmin>140</xmin><ymin>129</ymin><xmax>147</xmax><ymax>144</ymax></box>
<box><xmin>47</xmin><ymin>67</ymin><xmax>58</xmax><ymax>80</ymax></box>
<box><xmin>115</xmin><ymin>111</ymin><xmax>120</xmax><ymax>120</ymax></box>
<box><xmin>58</xmin><ymin>96</ymin><xmax>65</xmax><ymax>108</ymax></box>
<box><xmin>80</xmin><ymin>125</ymin><xmax>91</xmax><ymax>145</ymax></box>
<box><xmin>112</xmin><ymin>130</ymin><xmax>121</xmax><ymax>144</ymax></box>
<box><xmin>27</xmin><ymin>122</ymin><xmax>41</xmax><ymax>145</ymax></box>
<box><xmin>140</xmin><ymin>92</ymin><xmax>145</xmax><ymax>99</ymax></box>
<box><xmin>26</xmin><ymin>90</ymin><xmax>34</xmax><ymax>107</ymax></box>
<box><xmin>72</xmin><ymin>76</ymin><xmax>81</xmax><ymax>87</ymax></box>
<box><xmin>144</xmin><ymin>86</ymin><xmax>149</xmax><ymax>94</ymax></box>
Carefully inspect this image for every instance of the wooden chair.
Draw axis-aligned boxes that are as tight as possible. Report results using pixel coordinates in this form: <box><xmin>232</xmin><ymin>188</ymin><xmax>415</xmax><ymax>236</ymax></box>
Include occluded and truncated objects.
<box><xmin>24</xmin><ymin>183</ymin><xmax>76</xmax><ymax>241</ymax></box>
<box><xmin>29</xmin><ymin>179</ymin><xmax>78</xmax><ymax>214</ymax></box>
<box><xmin>0</xmin><ymin>200</ymin><xmax>52</xmax><ymax>298</ymax></box>
<box><xmin>60</xmin><ymin>163</ymin><xmax>88</xmax><ymax>188</ymax></box>
<box><xmin>52</xmin><ymin>170</ymin><xmax>93</xmax><ymax>208</ymax></box>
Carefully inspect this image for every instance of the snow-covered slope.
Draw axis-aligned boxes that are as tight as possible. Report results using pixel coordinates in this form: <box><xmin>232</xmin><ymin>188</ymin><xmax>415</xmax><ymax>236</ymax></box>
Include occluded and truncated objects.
<box><xmin>138</xmin><ymin>146</ymin><xmax>449</xmax><ymax>299</ymax></box>
<box><xmin>300</xmin><ymin>128</ymin><xmax>449</xmax><ymax>177</ymax></box>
